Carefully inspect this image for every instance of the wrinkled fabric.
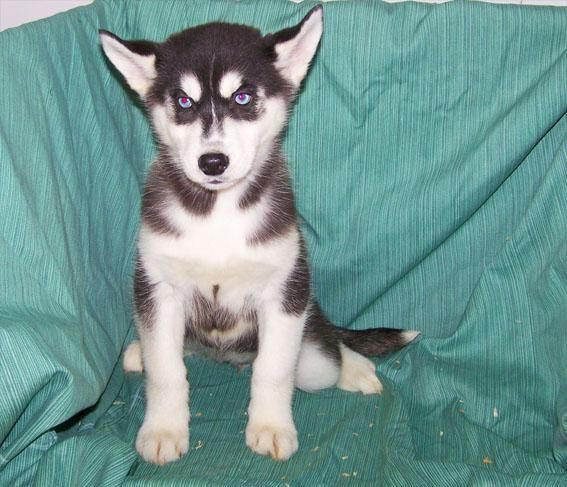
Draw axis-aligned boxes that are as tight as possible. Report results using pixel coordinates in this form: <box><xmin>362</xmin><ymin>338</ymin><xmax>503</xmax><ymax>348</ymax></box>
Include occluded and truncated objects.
<box><xmin>0</xmin><ymin>0</ymin><xmax>566</xmax><ymax>485</ymax></box>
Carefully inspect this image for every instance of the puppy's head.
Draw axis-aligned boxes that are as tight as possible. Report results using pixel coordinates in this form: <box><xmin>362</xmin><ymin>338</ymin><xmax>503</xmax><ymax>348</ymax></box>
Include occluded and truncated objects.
<box><xmin>100</xmin><ymin>6</ymin><xmax>323</xmax><ymax>191</ymax></box>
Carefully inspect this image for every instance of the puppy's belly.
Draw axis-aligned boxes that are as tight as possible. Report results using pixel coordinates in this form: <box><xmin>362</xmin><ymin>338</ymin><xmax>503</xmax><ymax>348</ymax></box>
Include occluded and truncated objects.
<box><xmin>185</xmin><ymin>287</ymin><xmax>259</xmax><ymax>362</ymax></box>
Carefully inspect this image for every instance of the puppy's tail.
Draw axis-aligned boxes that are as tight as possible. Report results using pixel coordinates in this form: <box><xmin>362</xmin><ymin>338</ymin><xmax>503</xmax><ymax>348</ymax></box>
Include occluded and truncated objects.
<box><xmin>333</xmin><ymin>326</ymin><xmax>420</xmax><ymax>357</ymax></box>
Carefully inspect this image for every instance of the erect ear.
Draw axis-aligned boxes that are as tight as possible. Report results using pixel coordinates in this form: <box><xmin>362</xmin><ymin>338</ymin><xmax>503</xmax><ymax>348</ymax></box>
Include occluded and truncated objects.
<box><xmin>266</xmin><ymin>5</ymin><xmax>323</xmax><ymax>89</ymax></box>
<box><xmin>99</xmin><ymin>30</ymin><xmax>157</xmax><ymax>98</ymax></box>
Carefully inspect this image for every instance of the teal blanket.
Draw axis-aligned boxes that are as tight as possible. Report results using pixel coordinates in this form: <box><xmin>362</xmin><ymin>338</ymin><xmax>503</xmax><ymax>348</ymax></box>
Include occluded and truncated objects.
<box><xmin>1</xmin><ymin>0</ymin><xmax>566</xmax><ymax>484</ymax></box>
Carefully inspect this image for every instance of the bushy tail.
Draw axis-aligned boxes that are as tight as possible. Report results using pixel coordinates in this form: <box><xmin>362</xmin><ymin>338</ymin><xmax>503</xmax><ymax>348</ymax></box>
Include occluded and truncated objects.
<box><xmin>333</xmin><ymin>326</ymin><xmax>420</xmax><ymax>357</ymax></box>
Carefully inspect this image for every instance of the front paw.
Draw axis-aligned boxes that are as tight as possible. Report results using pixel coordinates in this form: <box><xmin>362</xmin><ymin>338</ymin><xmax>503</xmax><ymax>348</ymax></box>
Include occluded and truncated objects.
<box><xmin>245</xmin><ymin>421</ymin><xmax>298</xmax><ymax>461</ymax></box>
<box><xmin>136</xmin><ymin>422</ymin><xmax>189</xmax><ymax>465</ymax></box>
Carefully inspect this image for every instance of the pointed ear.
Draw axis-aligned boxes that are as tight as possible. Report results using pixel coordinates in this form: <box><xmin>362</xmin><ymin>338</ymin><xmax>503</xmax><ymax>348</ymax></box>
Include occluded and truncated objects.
<box><xmin>266</xmin><ymin>5</ymin><xmax>323</xmax><ymax>89</ymax></box>
<box><xmin>99</xmin><ymin>30</ymin><xmax>157</xmax><ymax>98</ymax></box>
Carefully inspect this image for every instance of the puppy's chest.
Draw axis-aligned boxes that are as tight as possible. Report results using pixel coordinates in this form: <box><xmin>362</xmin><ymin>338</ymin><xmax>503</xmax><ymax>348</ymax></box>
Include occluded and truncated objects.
<box><xmin>142</xmin><ymin>195</ymin><xmax>285</xmax><ymax>293</ymax></box>
<box><xmin>144</xmin><ymin>201</ymin><xmax>276</xmax><ymax>357</ymax></box>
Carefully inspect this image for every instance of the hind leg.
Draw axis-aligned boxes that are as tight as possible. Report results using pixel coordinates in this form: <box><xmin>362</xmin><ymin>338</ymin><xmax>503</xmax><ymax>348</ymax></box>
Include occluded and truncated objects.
<box><xmin>124</xmin><ymin>340</ymin><xmax>144</xmax><ymax>373</ymax></box>
<box><xmin>295</xmin><ymin>340</ymin><xmax>382</xmax><ymax>395</ymax></box>
<box><xmin>296</xmin><ymin>340</ymin><xmax>341</xmax><ymax>392</ymax></box>
<box><xmin>337</xmin><ymin>344</ymin><xmax>383</xmax><ymax>395</ymax></box>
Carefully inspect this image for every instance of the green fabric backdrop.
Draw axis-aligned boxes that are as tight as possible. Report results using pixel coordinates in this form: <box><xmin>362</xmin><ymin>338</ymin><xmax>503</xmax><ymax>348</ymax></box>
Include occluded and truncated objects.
<box><xmin>0</xmin><ymin>0</ymin><xmax>566</xmax><ymax>484</ymax></box>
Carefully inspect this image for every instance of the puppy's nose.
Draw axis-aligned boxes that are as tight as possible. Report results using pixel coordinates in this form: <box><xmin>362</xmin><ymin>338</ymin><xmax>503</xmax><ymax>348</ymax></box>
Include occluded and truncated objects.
<box><xmin>198</xmin><ymin>153</ymin><xmax>229</xmax><ymax>176</ymax></box>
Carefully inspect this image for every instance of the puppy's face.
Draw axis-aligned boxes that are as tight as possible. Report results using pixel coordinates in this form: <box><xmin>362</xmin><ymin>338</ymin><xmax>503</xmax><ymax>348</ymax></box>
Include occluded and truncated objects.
<box><xmin>100</xmin><ymin>7</ymin><xmax>323</xmax><ymax>191</ymax></box>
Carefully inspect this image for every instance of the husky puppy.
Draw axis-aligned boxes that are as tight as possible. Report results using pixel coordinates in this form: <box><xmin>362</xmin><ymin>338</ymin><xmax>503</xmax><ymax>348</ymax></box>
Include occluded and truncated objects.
<box><xmin>99</xmin><ymin>6</ymin><xmax>418</xmax><ymax>464</ymax></box>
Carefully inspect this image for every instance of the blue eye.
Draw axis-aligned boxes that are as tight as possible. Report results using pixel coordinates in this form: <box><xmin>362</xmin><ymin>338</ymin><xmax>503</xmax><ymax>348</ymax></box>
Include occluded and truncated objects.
<box><xmin>177</xmin><ymin>96</ymin><xmax>193</xmax><ymax>109</ymax></box>
<box><xmin>234</xmin><ymin>93</ymin><xmax>252</xmax><ymax>105</ymax></box>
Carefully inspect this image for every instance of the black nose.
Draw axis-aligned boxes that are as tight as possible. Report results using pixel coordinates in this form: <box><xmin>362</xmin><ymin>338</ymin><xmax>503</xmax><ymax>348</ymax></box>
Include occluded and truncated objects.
<box><xmin>198</xmin><ymin>153</ymin><xmax>229</xmax><ymax>176</ymax></box>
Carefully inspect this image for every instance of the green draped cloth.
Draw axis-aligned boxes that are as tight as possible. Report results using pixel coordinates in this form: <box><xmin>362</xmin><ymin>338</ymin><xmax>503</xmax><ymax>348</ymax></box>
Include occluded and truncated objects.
<box><xmin>0</xmin><ymin>0</ymin><xmax>566</xmax><ymax>484</ymax></box>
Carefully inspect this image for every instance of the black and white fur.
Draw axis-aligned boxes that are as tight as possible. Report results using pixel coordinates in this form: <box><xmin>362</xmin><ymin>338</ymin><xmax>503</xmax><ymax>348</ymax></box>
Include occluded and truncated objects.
<box><xmin>100</xmin><ymin>6</ymin><xmax>418</xmax><ymax>464</ymax></box>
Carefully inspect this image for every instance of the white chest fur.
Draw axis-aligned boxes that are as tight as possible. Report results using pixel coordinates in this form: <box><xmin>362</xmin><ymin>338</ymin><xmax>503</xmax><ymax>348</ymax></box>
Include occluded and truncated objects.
<box><xmin>138</xmin><ymin>185</ymin><xmax>299</xmax><ymax>309</ymax></box>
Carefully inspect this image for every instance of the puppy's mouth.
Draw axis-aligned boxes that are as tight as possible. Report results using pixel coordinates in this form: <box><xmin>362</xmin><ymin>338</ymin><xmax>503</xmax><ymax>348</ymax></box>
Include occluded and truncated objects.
<box><xmin>201</xmin><ymin>176</ymin><xmax>245</xmax><ymax>191</ymax></box>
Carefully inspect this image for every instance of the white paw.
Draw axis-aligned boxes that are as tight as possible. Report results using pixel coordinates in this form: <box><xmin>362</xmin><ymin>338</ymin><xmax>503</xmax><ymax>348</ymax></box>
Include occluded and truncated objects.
<box><xmin>245</xmin><ymin>421</ymin><xmax>298</xmax><ymax>461</ymax></box>
<box><xmin>136</xmin><ymin>422</ymin><xmax>189</xmax><ymax>464</ymax></box>
<box><xmin>123</xmin><ymin>340</ymin><xmax>144</xmax><ymax>373</ymax></box>
<box><xmin>338</xmin><ymin>345</ymin><xmax>383</xmax><ymax>395</ymax></box>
